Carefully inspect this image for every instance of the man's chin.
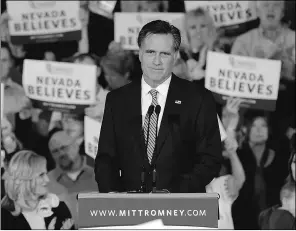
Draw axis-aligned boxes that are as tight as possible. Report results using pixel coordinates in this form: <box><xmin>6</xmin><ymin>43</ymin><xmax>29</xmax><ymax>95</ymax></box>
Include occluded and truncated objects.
<box><xmin>59</xmin><ymin>163</ymin><xmax>73</xmax><ymax>171</ymax></box>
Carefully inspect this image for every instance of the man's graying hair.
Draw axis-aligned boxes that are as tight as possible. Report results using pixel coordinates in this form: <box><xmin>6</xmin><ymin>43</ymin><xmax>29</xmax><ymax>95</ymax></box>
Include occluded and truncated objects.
<box><xmin>137</xmin><ymin>20</ymin><xmax>181</xmax><ymax>52</ymax></box>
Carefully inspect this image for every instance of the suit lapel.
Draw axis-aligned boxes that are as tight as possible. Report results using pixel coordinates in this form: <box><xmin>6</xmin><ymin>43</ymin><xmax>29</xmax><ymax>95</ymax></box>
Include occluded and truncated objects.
<box><xmin>152</xmin><ymin>75</ymin><xmax>182</xmax><ymax>165</ymax></box>
<box><xmin>127</xmin><ymin>80</ymin><xmax>150</xmax><ymax>170</ymax></box>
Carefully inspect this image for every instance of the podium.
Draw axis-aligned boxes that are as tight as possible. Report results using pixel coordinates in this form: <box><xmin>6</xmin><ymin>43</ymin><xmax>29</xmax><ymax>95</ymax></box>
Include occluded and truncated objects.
<box><xmin>77</xmin><ymin>192</ymin><xmax>219</xmax><ymax>229</ymax></box>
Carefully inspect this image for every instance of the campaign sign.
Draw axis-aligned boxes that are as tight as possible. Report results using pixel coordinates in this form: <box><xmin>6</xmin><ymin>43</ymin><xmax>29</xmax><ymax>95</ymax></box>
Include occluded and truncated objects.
<box><xmin>78</xmin><ymin>193</ymin><xmax>219</xmax><ymax>229</ymax></box>
<box><xmin>88</xmin><ymin>1</ymin><xmax>117</xmax><ymax>19</ymax></box>
<box><xmin>114</xmin><ymin>13</ymin><xmax>184</xmax><ymax>50</ymax></box>
<box><xmin>22</xmin><ymin>59</ymin><xmax>96</xmax><ymax>113</ymax></box>
<box><xmin>7</xmin><ymin>1</ymin><xmax>81</xmax><ymax>44</ymax></box>
<box><xmin>184</xmin><ymin>1</ymin><xmax>257</xmax><ymax>28</ymax></box>
<box><xmin>205</xmin><ymin>51</ymin><xmax>281</xmax><ymax>111</ymax></box>
<box><xmin>184</xmin><ymin>1</ymin><xmax>257</xmax><ymax>37</ymax></box>
<box><xmin>84</xmin><ymin>116</ymin><xmax>102</xmax><ymax>159</ymax></box>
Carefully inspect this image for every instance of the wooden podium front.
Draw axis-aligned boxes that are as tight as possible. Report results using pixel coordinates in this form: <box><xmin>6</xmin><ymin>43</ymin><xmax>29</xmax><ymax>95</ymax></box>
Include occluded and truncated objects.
<box><xmin>77</xmin><ymin>192</ymin><xmax>219</xmax><ymax>229</ymax></box>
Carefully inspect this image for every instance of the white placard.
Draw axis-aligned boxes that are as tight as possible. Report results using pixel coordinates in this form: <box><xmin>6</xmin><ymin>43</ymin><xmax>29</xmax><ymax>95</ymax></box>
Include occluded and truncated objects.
<box><xmin>114</xmin><ymin>12</ymin><xmax>184</xmax><ymax>50</ymax></box>
<box><xmin>88</xmin><ymin>1</ymin><xmax>117</xmax><ymax>19</ymax></box>
<box><xmin>22</xmin><ymin>59</ymin><xmax>97</xmax><ymax>112</ymax></box>
<box><xmin>84</xmin><ymin>116</ymin><xmax>102</xmax><ymax>159</ymax></box>
<box><xmin>7</xmin><ymin>1</ymin><xmax>81</xmax><ymax>44</ymax></box>
<box><xmin>205</xmin><ymin>51</ymin><xmax>281</xmax><ymax>111</ymax></box>
<box><xmin>184</xmin><ymin>1</ymin><xmax>257</xmax><ymax>28</ymax></box>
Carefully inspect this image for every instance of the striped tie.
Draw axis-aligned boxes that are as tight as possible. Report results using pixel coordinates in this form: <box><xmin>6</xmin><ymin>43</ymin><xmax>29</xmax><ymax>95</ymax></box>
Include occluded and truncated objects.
<box><xmin>143</xmin><ymin>89</ymin><xmax>158</xmax><ymax>164</ymax></box>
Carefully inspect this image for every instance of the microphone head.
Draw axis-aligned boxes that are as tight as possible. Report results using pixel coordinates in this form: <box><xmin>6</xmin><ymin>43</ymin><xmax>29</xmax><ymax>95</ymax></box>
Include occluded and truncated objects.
<box><xmin>155</xmin><ymin>105</ymin><xmax>161</xmax><ymax>115</ymax></box>
<box><xmin>148</xmin><ymin>105</ymin><xmax>155</xmax><ymax>115</ymax></box>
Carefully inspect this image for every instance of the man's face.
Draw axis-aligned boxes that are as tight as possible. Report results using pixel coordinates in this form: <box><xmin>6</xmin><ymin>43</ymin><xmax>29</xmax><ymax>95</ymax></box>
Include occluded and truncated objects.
<box><xmin>51</xmin><ymin>140</ymin><xmax>80</xmax><ymax>171</ymax></box>
<box><xmin>138</xmin><ymin>1</ymin><xmax>161</xmax><ymax>12</ymax></box>
<box><xmin>0</xmin><ymin>47</ymin><xmax>12</xmax><ymax>81</ymax></box>
<box><xmin>62</xmin><ymin>114</ymin><xmax>84</xmax><ymax>139</ymax></box>
<box><xmin>257</xmin><ymin>1</ymin><xmax>284</xmax><ymax>29</ymax></box>
<box><xmin>139</xmin><ymin>33</ymin><xmax>178</xmax><ymax>87</ymax></box>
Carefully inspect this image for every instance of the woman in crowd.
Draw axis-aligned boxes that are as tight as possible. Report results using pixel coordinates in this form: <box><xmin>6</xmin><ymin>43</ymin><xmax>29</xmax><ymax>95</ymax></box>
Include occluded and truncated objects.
<box><xmin>232</xmin><ymin>113</ymin><xmax>285</xmax><ymax>229</ymax></box>
<box><xmin>1</xmin><ymin>150</ymin><xmax>74</xmax><ymax>229</ymax></box>
<box><xmin>231</xmin><ymin>1</ymin><xmax>295</xmax><ymax>82</ymax></box>
<box><xmin>174</xmin><ymin>7</ymin><xmax>224</xmax><ymax>83</ymax></box>
<box><xmin>231</xmin><ymin>1</ymin><xmax>295</xmax><ymax>145</ymax></box>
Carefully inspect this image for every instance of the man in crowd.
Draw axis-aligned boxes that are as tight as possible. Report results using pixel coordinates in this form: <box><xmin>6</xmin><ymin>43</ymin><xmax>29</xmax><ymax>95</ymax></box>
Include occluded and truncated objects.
<box><xmin>48</xmin><ymin>130</ymin><xmax>98</xmax><ymax>224</ymax></box>
<box><xmin>95</xmin><ymin>20</ymin><xmax>222</xmax><ymax>193</ymax></box>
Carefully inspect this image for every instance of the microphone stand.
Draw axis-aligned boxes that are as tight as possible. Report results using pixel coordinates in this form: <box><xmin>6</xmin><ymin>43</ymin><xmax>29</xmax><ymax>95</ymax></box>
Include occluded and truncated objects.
<box><xmin>152</xmin><ymin>105</ymin><xmax>161</xmax><ymax>193</ymax></box>
<box><xmin>140</xmin><ymin>105</ymin><xmax>154</xmax><ymax>193</ymax></box>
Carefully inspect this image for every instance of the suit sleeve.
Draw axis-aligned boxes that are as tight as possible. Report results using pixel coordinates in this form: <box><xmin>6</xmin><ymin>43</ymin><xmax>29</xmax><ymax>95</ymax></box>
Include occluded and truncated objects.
<box><xmin>94</xmin><ymin>93</ymin><xmax>122</xmax><ymax>192</ymax></box>
<box><xmin>174</xmin><ymin>89</ymin><xmax>223</xmax><ymax>193</ymax></box>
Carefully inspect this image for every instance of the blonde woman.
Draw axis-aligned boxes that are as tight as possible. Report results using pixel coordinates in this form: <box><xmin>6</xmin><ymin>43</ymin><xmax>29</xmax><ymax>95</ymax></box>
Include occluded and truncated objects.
<box><xmin>174</xmin><ymin>7</ymin><xmax>223</xmax><ymax>82</ymax></box>
<box><xmin>1</xmin><ymin>150</ymin><xmax>74</xmax><ymax>230</ymax></box>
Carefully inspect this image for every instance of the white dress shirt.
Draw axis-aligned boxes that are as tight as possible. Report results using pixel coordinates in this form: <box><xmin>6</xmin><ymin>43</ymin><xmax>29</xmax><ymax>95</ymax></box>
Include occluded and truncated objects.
<box><xmin>141</xmin><ymin>76</ymin><xmax>171</xmax><ymax>134</ymax></box>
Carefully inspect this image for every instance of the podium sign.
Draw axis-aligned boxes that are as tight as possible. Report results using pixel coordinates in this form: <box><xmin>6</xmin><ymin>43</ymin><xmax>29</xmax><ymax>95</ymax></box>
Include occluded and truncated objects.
<box><xmin>78</xmin><ymin>193</ymin><xmax>219</xmax><ymax>229</ymax></box>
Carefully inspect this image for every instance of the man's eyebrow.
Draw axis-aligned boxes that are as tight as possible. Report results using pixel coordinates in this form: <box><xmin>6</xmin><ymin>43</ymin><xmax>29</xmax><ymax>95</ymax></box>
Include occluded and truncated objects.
<box><xmin>145</xmin><ymin>49</ymin><xmax>172</xmax><ymax>55</ymax></box>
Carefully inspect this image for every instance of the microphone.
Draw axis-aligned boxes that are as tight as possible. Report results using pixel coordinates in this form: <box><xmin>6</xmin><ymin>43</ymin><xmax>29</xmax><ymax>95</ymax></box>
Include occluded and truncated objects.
<box><xmin>141</xmin><ymin>105</ymin><xmax>154</xmax><ymax>193</ymax></box>
<box><xmin>152</xmin><ymin>105</ymin><xmax>161</xmax><ymax>193</ymax></box>
<box><xmin>140</xmin><ymin>166</ymin><xmax>146</xmax><ymax>193</ymax></box>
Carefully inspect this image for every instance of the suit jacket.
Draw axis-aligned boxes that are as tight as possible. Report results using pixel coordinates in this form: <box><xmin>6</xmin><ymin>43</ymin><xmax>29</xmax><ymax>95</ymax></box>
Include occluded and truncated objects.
<box><xmin>94</xmin><ymin>74</ymin><xmax>222</xmax><ymax>193</ymax></box>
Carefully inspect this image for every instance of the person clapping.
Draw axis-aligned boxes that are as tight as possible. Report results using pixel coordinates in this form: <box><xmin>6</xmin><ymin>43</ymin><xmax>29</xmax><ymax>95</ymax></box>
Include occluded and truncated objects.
<box><xmin>1</xmin><ymin>150</ymin><xmax>74</xmax><ymax>230</ymax></box>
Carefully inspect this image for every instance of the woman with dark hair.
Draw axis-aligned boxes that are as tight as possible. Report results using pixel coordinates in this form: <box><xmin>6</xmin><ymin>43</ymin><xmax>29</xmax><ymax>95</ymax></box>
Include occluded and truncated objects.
<box><xmin>232</xmin><ymin>113</ymin><xmax>285</xmax><ymax>229</ymax></box>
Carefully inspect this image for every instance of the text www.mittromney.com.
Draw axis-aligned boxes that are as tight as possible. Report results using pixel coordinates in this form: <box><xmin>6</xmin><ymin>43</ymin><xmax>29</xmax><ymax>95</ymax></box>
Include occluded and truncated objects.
<box><xmin>90</xmin><ymin>209</ymin><xmax>206</xmax><ymax>217</ymax></box>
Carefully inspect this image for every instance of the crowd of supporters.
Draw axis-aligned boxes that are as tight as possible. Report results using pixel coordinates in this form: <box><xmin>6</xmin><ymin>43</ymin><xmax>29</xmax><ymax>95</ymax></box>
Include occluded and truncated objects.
<box><xmin>1</xmin><ymin>1</ymin><xmax>295</xmax><ymax>229</ymax></box>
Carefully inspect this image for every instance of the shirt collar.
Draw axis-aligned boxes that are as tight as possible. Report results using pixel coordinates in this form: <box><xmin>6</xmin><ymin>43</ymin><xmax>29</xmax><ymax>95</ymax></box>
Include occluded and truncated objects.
<box><xmin>56</xmin><ymin>156</ymin><xmax>87</xmax><ymax>182</ymax></box>
<box><xmin>141</xmin><ymin>75</ymin><xmax>172</xmax><ymax>98</ymax></box>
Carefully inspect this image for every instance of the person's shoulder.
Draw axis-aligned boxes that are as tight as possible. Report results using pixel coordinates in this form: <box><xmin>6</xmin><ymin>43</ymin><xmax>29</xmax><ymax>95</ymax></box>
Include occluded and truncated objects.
<box><xmin>283</xmin><ymin>27</ymin><xmax>295</xmax><ymax>37</ymax></box>
<box><xmin>269</xmin><ymin>208</ymin><xmax>295</xmax><ymax>229</ymax></box>
<box><xmin>283</xmin><ymin>27</ymin><xmax>295</xmax><ymax>45</ymax></box>
<box><xmin>1</xmin><ymin>207</ymin><xmax>17</xmax><ymax>229</ymax></box>
<box><xmin>1</xmin><ymin>206</ymin><xmax>14</xmax><ymax>218</ymax></box>
<box><xmin>234</xmin><ymin>28</ymin><xmax>259</xmax><ymax>42</ymax></box>
<box><xmin>105</xmin><ymin>81</ymin><xmax>136</xmax><ymax>100</ymax></box>
<box><xmin>52</xmin><ymin>201</ymin><xmax>71</xmax><ymax>217</ymax></box>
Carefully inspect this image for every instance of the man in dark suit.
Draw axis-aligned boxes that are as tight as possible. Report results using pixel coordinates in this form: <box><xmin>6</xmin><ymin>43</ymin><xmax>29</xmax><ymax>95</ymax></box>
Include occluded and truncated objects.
<box><xmin>94</xmin><ymin>20</ymin><xmax>222</xmax><ymax>193</ymax></box>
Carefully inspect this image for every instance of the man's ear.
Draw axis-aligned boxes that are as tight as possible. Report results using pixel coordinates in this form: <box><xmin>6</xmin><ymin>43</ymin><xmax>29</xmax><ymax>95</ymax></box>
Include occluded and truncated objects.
<box><xmin>124</xmin><ymin>71</ymin><xmax>130</xmax><ymax>80</ymax></box>
<box><xmin>173</xmin><ymin>51</ymin><xmax>179</xmax><ymax>66</ymax></box>
<box><xmin>96</xmin><ymin>66</ymin><xmax>102</xmax><ymax>78</ymax></box>
<box><xmin>138</xmin><ymin>48</ymin><xmax>143</xmax><ymax>63</ymax></box>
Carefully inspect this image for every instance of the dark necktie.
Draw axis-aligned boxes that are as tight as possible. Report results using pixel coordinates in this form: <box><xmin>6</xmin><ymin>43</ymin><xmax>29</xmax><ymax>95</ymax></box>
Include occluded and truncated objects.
<box><xmin>143</xmin><ymin>89</ymin><xmax>158</xmax><ymax>164</ymax></box>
